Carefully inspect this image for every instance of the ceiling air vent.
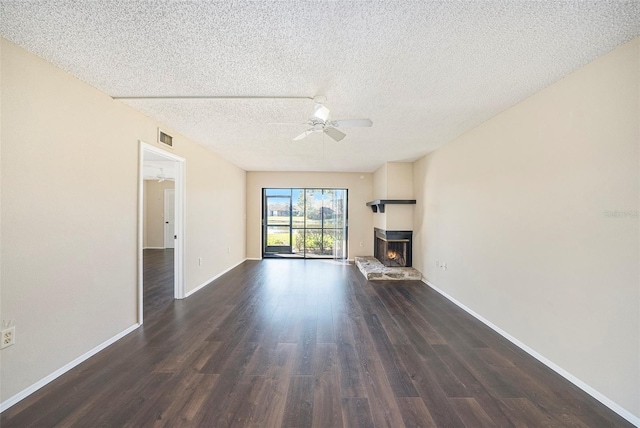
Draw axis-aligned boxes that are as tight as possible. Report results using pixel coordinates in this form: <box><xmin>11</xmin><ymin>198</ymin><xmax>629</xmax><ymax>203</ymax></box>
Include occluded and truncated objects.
<box><xmin>158</xmin><ymin>129</ymin><xmax>173</xmax><ymax>148</ymax></box>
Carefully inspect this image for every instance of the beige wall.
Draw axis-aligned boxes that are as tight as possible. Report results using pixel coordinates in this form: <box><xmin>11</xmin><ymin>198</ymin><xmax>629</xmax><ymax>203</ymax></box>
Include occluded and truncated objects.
<box><xmin>144</xmin><ymin>180</ymin><xmax>175</xmax><ymax>248</ymax></box>
<box><xmin>413</xmin><ymin>37</ymin><xmax>639</xmax><ymax>417</ymax></box>
<box><xmin>386</xmin><ymin>162</ymin><xmax>413</xmax><ymax>199</ymax></box>
<box><xmin>0</xmin><ymin>38</ymin><xmax>246</xmax><ymax>403</ymax></box>
<box><xmin>372</xmin><ymin>162</ymin><xmax>387</xmax><ymax>198</ymax></box>
<box><xmin>372</xmin><ymin>162</ymin><xmax>414</xmax><ymax>230</ymax></box>
<box><xmin>386</xmin><ymin>162</ymin><xmax>414</xmax><ymax>231</ymax></box>
<box><xmin>246</xmin><ymin>172</ymin><xmax>373</xmax><ymax>259</ymax></box>
<box><xmin>184</xmin><ymin>141</ymin><xmax>246</xmax><ymax>289</ymax></box>
<box><xmin>372</xmin><ymin>164</ymin><xmax>387</xmax><ymax>230</ymax></box>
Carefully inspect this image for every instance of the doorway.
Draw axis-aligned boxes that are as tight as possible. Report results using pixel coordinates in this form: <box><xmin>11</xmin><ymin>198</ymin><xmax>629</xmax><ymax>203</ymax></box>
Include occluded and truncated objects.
<box><xmin>138</xmin><ymin>141</ymin><xmax>185</xmax><ymax>325</ymax></box>
<box><xmin>163</xmin><ymin>189</ymin><xmax>175</xmax><ymax>249</ymax></box>
<box><xmin>262</xmin><ymin>188</ymin><xmax>348</xmax><ymax>259</ymax></box>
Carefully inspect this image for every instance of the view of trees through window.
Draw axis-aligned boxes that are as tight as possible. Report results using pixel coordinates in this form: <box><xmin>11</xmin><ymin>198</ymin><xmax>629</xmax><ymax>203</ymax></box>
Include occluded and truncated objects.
<box><xmin>263</xmin><ymin>188</ymin><xmax>347</xmax><ymax>259</ymax></box>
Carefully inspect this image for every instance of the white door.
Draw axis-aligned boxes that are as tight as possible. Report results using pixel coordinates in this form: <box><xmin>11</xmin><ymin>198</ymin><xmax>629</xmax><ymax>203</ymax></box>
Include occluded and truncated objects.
<box><xmin>164</xmin><ymin>188</ymin><xmax>175</xmax><ymax>249</ymax></box>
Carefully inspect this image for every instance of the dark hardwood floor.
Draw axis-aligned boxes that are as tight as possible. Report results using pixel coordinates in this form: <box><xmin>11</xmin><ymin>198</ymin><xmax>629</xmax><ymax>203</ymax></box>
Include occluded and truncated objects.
<box><xmin>1</xmin><ymin>258</ymin><xmax>632</xmax><ymax>427</ymax></box>
<box><xmin>143</xmin><ymin>248</ymin><xmax>175</xmax><ymax>320</ymax></box>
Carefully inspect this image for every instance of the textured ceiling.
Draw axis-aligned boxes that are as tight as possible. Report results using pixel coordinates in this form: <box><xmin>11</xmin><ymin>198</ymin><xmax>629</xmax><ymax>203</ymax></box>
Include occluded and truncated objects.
<box><xmin>2</xmin><ymin>1</ymin><xmax>639</xmax><ymax>172</ymax></box>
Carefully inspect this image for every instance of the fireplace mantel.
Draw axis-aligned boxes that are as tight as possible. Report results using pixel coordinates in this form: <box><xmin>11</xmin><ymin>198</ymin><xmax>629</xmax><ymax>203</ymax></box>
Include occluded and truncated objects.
<box><xmin>366</xmin><ymin>199</ymin><xmax>416</xmax><ymax>213</ymax></box>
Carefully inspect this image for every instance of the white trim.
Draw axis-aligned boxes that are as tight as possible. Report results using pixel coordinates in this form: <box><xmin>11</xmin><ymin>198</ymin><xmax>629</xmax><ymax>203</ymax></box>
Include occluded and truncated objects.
<box><xmin>185</xmin><ymin>259</ymin><xmax>248</xmax><ymax>298</ymax></box>
<box><xmin>143</xmin><ymin>247</ymin><xmax>165</xmax><ymax>250</ymax></box>
<box><xmin>0</xmin><ymin>323</ymin><xmax>140</xmax><ymax>413</ymax></box>
<box><xmin>173</xmin><ymin>157</ymin><xmax>186</xmax><ymax>299</ymax></box>
<box><xmin>245</xmin><ymin>257</ymin><xmax>262</xmax><ymax>261</ymax></box>
<box><xmin>138</xmin><ymin>145</ymin><xmax>144</xmax><ymax>324</ymax></box>
<box><xmin>138</xmin><ymin>141</ymin><xmax>186</xmax><ymax>324</ymax></box>
<box><xmin>422</xmin><ymin>278</ymin><xmax>640</xmax><ymax>427</ymax></box>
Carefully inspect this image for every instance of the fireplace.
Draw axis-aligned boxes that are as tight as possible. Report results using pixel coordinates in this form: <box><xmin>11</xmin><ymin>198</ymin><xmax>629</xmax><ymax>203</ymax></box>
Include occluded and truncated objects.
<box><xmin>374</xmin><ymin>228</ymin><xmax>412</xmax><ymax>267</ymax></box>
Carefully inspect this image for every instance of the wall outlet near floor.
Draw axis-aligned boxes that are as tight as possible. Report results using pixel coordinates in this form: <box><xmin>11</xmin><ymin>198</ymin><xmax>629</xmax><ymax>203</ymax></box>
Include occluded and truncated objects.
<box><xmin>435</xmin><ymin>259</ymin><xmax>439</xmax><ymax>268</ymax></box>
<box><xmin>227</xmin><ymin>246</ymin><xmax>231</xmax><ymax>253</ymax></box>
<box><xmin>1</xmin><ymin>326</ymin><xmax>15</xmax><ymax>349</ymax></box>
<box><xmin>198</xmin><ymin>257</ymin><xmax>202</xmax><ymax>266</ymax></box>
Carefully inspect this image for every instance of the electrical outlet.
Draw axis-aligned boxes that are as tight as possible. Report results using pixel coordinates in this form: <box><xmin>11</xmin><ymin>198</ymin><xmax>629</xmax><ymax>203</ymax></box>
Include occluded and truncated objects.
<box><xmin>198</xmin><ymin>257</ymin><xmax>202</xmax><ymax>266</ymax></box>
<box><xmin>1</xmin><ymin>326</ymin><xmax>15</xmax><ymax>349</ymax></box>
<box><xmin>435</xmin><ymin>259</ymin><xmax>439</xmax><ymax>268</ymax></box>
<box><xmin>227</xmin><ymin>246</ymin><xmax>231</xmax><ymax>253</ymax></box>
<box><xmin>442</xmin><ymin>262</ymin><xmax>447</xmax><ymax>271</ymax></box>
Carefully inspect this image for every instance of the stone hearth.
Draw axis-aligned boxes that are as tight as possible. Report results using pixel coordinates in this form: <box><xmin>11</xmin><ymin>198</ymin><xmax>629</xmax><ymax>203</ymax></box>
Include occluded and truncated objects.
<box><xmin>355</xmin><ymin>256</ymin><xmax>422</xmax><ymax>281</ymax></box>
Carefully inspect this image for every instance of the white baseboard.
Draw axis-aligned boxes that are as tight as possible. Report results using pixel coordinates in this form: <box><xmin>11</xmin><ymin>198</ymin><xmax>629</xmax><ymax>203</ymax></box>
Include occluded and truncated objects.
<box><xmin>184</xmin><ymin>258</ymin><xmax>247</xmax><ymax>298</ymax></box>
<box><xmin>0</xmin><ymin>323</ymin><xmax>140</xmax><ymax>413</ymax></box>
<box><xmin>422</xmin><ymin>279</ymin><xmax>640</xmax><ymax>427</ymax></box>
<box><xmin>143</xmin><ymin>247</ymin><xmax>165</xmax><ymax>250</ymax></box>
<box><xmin>245</xmin><ymin>257</ymin><xmax>262</xmax><ymax>261</ymax></box>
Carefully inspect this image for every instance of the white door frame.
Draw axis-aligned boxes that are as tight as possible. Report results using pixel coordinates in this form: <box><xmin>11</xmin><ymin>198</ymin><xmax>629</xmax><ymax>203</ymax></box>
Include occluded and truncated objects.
<box><xmin>138</xmin><ymin>141</ymin><xmax>186</xmax><ymax>325</ymax></box>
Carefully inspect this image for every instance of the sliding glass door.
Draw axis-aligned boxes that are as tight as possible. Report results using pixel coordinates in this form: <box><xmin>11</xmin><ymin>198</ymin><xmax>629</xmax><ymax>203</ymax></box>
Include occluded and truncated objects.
<box><xmin>263</xmin><ymin>188</ymin><xmax>347</xmax><ymax>259</ymax></box>
<box><xmin>264</xmin><ymin>189</ymin><xmax>293</xmax><ymax>254</ymax></box>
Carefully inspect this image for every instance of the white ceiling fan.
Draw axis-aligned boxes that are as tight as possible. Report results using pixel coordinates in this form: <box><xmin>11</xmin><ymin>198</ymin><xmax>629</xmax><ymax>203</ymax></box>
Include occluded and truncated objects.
<box><xmin>156</xmin><ymin>167</ymin><xmax>172</xmax><ymax>182</ymax></box>
<box><xmin>288</xmin><ymin>96</ymin><xmax>373</xmax><ymax>142</ymax></box>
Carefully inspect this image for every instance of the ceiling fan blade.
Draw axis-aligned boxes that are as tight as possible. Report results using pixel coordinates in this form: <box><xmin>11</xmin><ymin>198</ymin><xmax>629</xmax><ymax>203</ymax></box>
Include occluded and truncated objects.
<box><xmin>324</xmin><ymin>127</ymin><xmax>346</xmax><ymax>142</ymax></box>
<box><xmin>293</xmin><ymin>129</ymin><xmax>315</xmax><ymax>141</ymax></box>
<box><xmin>331</xmin><ymin>118</ymin><xmax>373</xmax><ymax>128</ymax></box>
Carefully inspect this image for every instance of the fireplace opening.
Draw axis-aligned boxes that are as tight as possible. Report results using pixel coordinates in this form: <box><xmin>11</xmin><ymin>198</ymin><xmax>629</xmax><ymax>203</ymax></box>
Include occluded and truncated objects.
<box><xmin>379</xmin><ymin>240</ymin><xmax>407</xmax><ymax>267</ymax></box>
<box><xmin>374</xmin><ymin>228</ymin><xmax>412</xmax><ymax>267</ymax></box>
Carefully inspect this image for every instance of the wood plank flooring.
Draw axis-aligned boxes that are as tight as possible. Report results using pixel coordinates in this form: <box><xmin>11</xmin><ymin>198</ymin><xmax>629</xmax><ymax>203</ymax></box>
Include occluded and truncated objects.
<box><xmin>1</xmin><ymin>258</ymin><xmax>633</xmax><ymax>427</ymax></box>
<box><xmin>143</xmin><ymin>249</ymin><xmax>175</xmax><ymax>320</ymax></box>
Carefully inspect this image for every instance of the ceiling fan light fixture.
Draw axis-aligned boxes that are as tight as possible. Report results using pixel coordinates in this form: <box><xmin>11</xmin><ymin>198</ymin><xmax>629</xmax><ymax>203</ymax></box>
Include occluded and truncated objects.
<box><xmin>313</xmin><ymin>104</ymin><xmax>330</xmax><ymax>122</ymax></box>
<box><xmin>157</xmin><ymin>167</ymin><xmax>166</xmax><ymax>182</ymax></box>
